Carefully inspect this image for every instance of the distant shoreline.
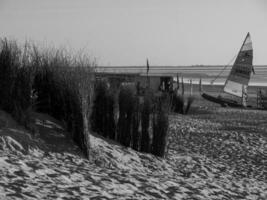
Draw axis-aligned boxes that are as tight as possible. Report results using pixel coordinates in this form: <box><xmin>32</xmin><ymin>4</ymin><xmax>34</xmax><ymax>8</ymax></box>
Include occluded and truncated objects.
<box><xmin>96</xmin><ymin>66</ymin><xmax>267</xmax><ymax>87</ymax></box>
<box><xmin>183</xmin><ymin>81</ymin><xmax>267</xmax><ymax>88</ymax></box>
<box><xmin>181</xmin><ymin>79</ymin><xmax>267</xmax><ymax>87</ymax></box>
<box><xmin>96</xmin><ymin>66</ymin><xmax>267</xmax><ymax>86</ymax></box>
<box><xmin>97</xmin><ymin>65</ymin><xmax>267</xmax><ymax>68</ymax></box>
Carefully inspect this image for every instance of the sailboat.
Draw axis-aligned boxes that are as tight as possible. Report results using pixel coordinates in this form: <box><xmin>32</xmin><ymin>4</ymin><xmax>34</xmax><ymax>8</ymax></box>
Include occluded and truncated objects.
<box><xmin>199</xmin><ymin>32</ymin><xmax>254</xmax><ymax>107</ymax></box>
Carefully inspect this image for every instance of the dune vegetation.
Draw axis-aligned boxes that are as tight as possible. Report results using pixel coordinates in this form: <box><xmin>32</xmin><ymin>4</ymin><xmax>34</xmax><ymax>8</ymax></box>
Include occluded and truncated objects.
<box><xmin>0</xmin><ymin>38</ymin><xmax>266</xmax><ymax>199</ymax></box>
<box><xmin>0</xmin><ymin>38</ymin><xmax>95</xmax><ymax>157</ymax></box>
<box><xmin>0</xmin><ymin>38</ymin><xmax>170</xmax><ymax>158</ymax></box>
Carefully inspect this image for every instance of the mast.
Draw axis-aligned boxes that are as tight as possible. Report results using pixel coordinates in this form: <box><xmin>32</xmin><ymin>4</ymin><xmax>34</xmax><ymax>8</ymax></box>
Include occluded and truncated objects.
<box><xmin>223</xmin><ymin>32</ymin><xmax>253</xmax><ymax>98</ymax></box>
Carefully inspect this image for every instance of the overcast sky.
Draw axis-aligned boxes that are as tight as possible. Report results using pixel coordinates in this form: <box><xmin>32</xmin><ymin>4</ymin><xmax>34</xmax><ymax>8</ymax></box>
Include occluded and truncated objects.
<box><xmin>0</xmin><ymin>0</ymin><xmax>267</xmax><ymax>66</ymax></box>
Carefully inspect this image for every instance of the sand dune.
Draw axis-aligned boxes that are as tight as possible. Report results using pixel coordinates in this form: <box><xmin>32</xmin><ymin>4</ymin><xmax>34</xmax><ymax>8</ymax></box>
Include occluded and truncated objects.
<box><xmin>0</xmin><ymin>106</ymin><xmax>266</xmax><ymax>199</ymax></box>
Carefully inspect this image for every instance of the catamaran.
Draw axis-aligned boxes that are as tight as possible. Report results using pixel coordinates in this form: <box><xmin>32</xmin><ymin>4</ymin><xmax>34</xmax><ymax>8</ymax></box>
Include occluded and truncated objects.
<box><xmin>199</xmin><ymin>32</ymin><xmax>254</xmax><ymax>107</ymax></box>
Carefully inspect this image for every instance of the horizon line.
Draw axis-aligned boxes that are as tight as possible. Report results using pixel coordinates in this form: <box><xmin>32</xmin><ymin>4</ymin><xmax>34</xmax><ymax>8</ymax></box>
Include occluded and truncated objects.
<box><xmin>97</xmin><ymin>65</ymin><xmax>267</xmax><ymax>67</ymax></box>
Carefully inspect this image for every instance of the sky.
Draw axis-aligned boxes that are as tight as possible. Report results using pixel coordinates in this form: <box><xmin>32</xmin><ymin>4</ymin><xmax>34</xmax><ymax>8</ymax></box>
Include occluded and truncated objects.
<box><xmin>0</xmin><ymin>0</ymin><xmax>267</xmax><ymax>66</ymax></box>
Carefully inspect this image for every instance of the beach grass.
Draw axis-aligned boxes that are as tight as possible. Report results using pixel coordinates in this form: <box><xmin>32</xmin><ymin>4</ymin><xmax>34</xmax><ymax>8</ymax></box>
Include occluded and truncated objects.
<box><xmin>0</xmin><ymin>38</ymin><xmax>95</xmax><ymax>157</ymax></box>
<box><xmin>0</xmin><ymin>37</ymin><xmax>172</xmax><ymax>158</ymax></box>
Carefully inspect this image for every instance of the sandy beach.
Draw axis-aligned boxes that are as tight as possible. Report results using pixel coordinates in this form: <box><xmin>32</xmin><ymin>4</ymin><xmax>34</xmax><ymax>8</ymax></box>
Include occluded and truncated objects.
<box><xmin>0</xmin><ymin>91</ymin><xmax>266</xmax><ymax>199</ymax></box>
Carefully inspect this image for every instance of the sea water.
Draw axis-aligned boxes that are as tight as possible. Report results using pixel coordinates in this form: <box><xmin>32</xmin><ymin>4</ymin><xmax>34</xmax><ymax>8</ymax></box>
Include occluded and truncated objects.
<box><xmin>97</xmin><ymin>65</ymin><xmax>267</xmax><ymax>86</ymax></box>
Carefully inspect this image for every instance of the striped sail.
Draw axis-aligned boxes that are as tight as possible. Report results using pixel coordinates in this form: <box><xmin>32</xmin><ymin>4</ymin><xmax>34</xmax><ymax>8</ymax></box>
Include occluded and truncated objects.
<box><xmin>223</xmin><ymin>33</ymin><xmax>253</xmax><ymax>97</ymax></box>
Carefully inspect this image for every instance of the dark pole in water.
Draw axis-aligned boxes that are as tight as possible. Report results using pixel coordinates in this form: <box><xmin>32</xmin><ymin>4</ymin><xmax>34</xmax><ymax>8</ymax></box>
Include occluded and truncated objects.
<box><xmin>199</xmin><ymin>78</ymin><xmax>203</xmax><ymax>94</ymax></box>
<box><xmin>146</xmin><ymin>58</ymin><xmax>150</xmax><ymax>88</ymax></box>
<box><xmin>181</xmin><ymin>76</ymin><xmax>184</xmax><ymax>95</ymax></box>
<box><xmin>190</xmin><ymin>79</ymin><xmax>193</xmax><ymax>96</ymax></box>
<box><xmin>176</xmin><ymin>73</ymin><xmax>179</xmax><ymax>90</ymax></box>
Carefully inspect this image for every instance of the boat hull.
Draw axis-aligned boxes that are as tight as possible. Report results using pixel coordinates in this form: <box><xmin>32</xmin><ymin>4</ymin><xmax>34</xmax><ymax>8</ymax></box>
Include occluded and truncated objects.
<box><xmin>201</xmin><ymin>93</ymin><xmax>242</xmax><ymax>107</ymax></box>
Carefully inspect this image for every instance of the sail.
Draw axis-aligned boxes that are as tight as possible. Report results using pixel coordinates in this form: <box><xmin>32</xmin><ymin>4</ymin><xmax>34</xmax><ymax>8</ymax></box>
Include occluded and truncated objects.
<box><xmin>223</xmin><ymin>33</ymin><xmax>253</xmax><ymax>97</ymax></box>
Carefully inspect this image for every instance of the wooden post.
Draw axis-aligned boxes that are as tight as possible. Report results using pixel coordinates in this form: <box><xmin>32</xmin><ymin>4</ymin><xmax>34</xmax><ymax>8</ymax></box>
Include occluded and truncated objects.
<box><xmin>181</xmin><ymin>76</ymin><xmax>184</xmax><ymax>96</ymax></box>
<box><xmin>146</xmin><ymin>58</ymin><xmax>150</xmax><ymax>89</ymax></box>
<box><xmin>242</xmin><ymin>85</ymin><xmax>248</xmax><ymax>107</ymax></box>
<box><xmin>190</xmin><ymin>79</ymin><xmax>193</xmax><ymax>96</ymax></box>
<box><xmin>176</xmin><ymin>73</ymin><xmax>179</xmax><ymax>90</ymax></box>
<box><xmin>199</xmin><ymin>78</ymin><xmax>202</xmax><ymax>94</ymax></box>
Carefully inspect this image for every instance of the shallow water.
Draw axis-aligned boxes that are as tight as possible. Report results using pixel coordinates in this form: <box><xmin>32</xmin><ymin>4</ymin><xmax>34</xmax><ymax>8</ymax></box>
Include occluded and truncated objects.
<box><xmin>97</xmin><ymin>65</ymin><xmax>267</xmax><ymax>86</ymax></box>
